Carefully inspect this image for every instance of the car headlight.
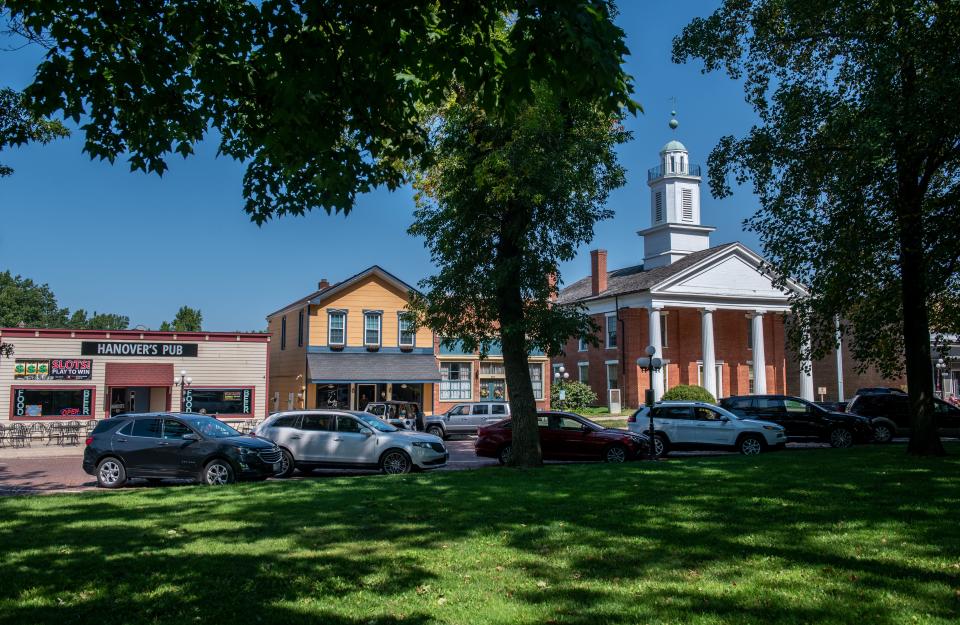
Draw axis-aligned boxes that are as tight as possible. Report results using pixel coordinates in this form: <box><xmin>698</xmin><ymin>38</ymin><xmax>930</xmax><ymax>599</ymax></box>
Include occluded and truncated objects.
<box><xmin>412</xmin><ymin>441</ymin><xmax>432</xmax><ymax>449</ymax></box>
<box><xmin>762</xmin><ymin>425</ymin><xmax>782</xmax><ymax>431</ymax></box>
<box><xmin>235</xmin><ymin>446</ymin><xmax>253</xmax><ymax>455</ymax></box>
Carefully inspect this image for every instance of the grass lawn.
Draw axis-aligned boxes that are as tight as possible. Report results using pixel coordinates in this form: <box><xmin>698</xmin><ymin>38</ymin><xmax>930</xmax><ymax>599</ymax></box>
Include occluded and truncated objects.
<box><xmin>1</xmin><ymin>445</ymin><xmax>958</xmax><ymax>625</ymax></box>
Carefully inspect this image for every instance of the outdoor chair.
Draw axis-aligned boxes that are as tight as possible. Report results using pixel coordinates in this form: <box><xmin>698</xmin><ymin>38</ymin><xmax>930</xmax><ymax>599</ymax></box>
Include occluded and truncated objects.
<box><xmin>0</xmin><ymin>424</ymin><xmax>6</xmax><ymax>448</ymax></box>
<box><xmin>9</xmin><ymin>424</ymin><xmax>28</xmax><ymax>448</ymax></box>
<box><xmin>29</xmin><ymin>422</ymin><xmax>48</xmax><ymax>446</ymax></box>
<box><xmin>47</xmin><ymin>422</ymin><xmax>64</xmax><ymax>446</ymax></box>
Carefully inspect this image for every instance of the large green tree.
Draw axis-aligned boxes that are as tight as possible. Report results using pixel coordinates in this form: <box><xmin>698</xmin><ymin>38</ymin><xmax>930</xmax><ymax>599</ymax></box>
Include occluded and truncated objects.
<box><xmin>0</xmin><ymin>270</ymin><xmax>67</xmax><ymax>327</ymax></box>
<box><xmin>673</xmin><ymin>0</ymin><xmax>960</xmax><ymax>456</ymax></box>
<box><xmin>0</xmin><ymin>87</ymin><xmax>68</xmax><ymax>178</ymax></box>
<box><xmin>163</xmin><ymin>306</ymin><xmax>203</xmax><ymax>332</ymax></box>
<box><xmin>409</xmin><ymin>83</ymin><xmax>630</xmax><ymax>467</ymax></box>
<box><xmin>4</xmin><ymin>0</ymin><xmax>634</xmax><ymax>222</ymax></box>
<box><xmin>66</xmin><ymin>309</ymin><xmax>130</xmax><ymax>331</ymax></box>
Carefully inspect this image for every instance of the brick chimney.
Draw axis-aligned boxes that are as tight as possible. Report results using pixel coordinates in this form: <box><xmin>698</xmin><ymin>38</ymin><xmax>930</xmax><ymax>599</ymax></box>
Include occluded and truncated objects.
<box><xmin>547</xmin><ymin>272</ymin><xmax>558</xmax><ymax>302</ymax></box>
<box><xmin>590</xmin><ymin>249</ymin><xmax>607</xmax><ymax>295</ymax></box>
<box><xmin>318</xmin><ymin>279</ymin><xmax>330</xmax><ymax>290</ymax></box>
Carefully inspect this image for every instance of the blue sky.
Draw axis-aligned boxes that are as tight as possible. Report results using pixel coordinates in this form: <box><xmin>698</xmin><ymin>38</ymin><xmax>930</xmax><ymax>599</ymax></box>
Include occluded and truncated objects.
<box><xmin>0</xmin><ymin>1</ymin><xmax>759</xmax><ymax>331</ymax></box>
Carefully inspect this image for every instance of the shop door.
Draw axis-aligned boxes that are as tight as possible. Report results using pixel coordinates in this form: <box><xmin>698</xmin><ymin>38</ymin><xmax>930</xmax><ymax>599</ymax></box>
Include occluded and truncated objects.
<box><xmin>356</xmin><ymin>385</ymin><xmax>377</xmax><ymax>411</ymax></box>
<box><xmin>479</xmin><ymin>380</ymin><xmax>506</xmax><ymax>402</ymax></box>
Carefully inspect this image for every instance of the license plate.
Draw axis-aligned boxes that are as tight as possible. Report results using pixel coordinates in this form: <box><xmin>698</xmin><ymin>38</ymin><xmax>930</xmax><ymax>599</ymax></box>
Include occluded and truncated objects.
<box><xmin>273</xmin><ymin>462</ymin><xmax>282</xmax><ymax>471</ymax></box>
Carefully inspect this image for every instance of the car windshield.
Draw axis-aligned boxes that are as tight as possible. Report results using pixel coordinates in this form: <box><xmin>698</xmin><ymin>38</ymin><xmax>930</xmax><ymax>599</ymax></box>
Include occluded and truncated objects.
<box><xmin>356</xmin><ymin>413</ymin><xmax>398</xmax><ymax>432</ymax></box>
<box><xmin>183</xmin><ymin>416</ymin><xmax>240</xmax><ymax>438</ymax></box>
<box><xmin>573</xmin><ymin>415</ymin><xmax>603</xmax><ymax>430</ymax></box>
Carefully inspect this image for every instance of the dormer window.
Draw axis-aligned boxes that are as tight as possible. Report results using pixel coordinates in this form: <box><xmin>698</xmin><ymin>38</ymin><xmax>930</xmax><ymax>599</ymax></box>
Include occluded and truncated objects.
<box><xmin>364</xmin><ymin>312</ymin><xmax>382</xmax><ymax>346</ymax></box>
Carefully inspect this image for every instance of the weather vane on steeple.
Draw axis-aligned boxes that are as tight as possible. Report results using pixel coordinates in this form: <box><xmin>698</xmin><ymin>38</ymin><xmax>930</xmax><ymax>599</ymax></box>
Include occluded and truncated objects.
<box><xmin>669</xmin><ymin>97</ymin><xmax>679</xmax><ymax>130</ymax></box>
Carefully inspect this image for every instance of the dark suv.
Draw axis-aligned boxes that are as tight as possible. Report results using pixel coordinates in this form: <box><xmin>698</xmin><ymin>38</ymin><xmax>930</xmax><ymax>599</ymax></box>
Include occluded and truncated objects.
<box><xmin>845</xmin><ymin>393</ymin><xmax>960</xmax><ymax>442</ymax></box>
<box><xmin>83</xmin><ymin>413</ymin><xmax>282</xmax><ymax>488</ymax></box>
<box><xmin>720</xmin><ymin>395</ymin><xmax>874</xmax><ymax>447</ymax></box>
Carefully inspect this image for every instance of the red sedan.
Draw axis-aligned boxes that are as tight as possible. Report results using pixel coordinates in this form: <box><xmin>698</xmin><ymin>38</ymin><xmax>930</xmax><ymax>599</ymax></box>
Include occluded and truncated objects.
<box><xmin>475</xmin><ymin>411</ymin><xmax>650</xmax><ymax>464</ymax></box>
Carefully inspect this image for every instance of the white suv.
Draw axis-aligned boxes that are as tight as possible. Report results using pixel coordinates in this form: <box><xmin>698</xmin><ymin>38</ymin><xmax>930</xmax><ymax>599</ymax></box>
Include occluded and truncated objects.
<box><xmin>627</xmin><ymin>401</ymin><xmax>786</xmax><ymax>456</ymax></box>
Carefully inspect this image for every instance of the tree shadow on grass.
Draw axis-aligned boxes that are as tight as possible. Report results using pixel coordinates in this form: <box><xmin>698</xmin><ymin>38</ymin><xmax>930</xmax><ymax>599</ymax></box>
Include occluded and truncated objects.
<box><xmin>0</xmin><ymin>445</ymin><xmax>957</xmax><ymax>624</ymax></box>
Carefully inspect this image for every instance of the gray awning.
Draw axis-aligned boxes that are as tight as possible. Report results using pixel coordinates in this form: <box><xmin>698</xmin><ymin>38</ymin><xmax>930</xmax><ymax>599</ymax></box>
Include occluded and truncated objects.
<box><xmin>308</xmin><ymin>352</ymin><xmax>441</xmax><ymax>384</ymax></box>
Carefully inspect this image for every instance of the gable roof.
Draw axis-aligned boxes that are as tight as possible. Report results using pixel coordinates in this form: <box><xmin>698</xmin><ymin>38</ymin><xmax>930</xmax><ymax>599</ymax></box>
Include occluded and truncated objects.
<box><xmin>556</xmin><ymin>243</ymin><xmax>739</xmax><ymax>305</ymax></box>
<box><xmin>266</xmin><ymin>265</ymin><xmax>420</xmax><ymax>319</ymax></box>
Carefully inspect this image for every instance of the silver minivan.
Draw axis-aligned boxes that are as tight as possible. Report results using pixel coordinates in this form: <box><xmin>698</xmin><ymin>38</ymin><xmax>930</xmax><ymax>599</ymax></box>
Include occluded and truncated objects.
<box><xmin>424</xmin><ymin>402</ymin><xmax>511</xmax><ymax>439</ymax></box>
<box><xmin>254</xmin><ymin>410</ymin><xmax>448</xmax><ymax>475</ymax></box>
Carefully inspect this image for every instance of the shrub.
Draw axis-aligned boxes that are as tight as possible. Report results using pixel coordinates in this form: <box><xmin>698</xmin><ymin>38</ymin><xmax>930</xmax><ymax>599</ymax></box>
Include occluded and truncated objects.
<box><xmin>661</xmin><ymin>384</ymin><xmax>716</xmax><ymax>404</ymax></box>
<box><xmin>550</xmin><ymin>381</ymin><xmax>598</xmax><ymax>411</ymax></box>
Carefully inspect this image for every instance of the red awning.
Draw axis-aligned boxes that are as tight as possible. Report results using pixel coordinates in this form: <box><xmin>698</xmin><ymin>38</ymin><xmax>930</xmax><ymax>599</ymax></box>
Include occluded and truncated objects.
<box><xmin>105</xmin><ymin>362</ymin><xmax>173</xmax><ymax>387</ymax></box>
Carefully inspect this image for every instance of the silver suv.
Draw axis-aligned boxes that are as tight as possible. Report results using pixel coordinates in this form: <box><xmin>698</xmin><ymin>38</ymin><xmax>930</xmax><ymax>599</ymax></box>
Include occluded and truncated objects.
<box><xmin>424</xmin><ymin>402</ymin><xmax>511</xmax><ymax>439</ymax></box>
<box><xmin>627</xmin><ymin>401</ymin><xmax>786</xmax><ymax>456</ymax></box>
<box><xmin>254</xmin><ymin>410</ymin><xmax>447</xmax><ymax>475</ymax></box>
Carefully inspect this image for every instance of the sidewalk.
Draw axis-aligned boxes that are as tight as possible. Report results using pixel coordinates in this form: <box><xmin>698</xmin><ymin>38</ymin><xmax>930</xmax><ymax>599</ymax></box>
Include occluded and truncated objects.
<box><xmin>0</xmin><ymin>445</ymin><xmax>84</xmax><ymax>459</ymax></box>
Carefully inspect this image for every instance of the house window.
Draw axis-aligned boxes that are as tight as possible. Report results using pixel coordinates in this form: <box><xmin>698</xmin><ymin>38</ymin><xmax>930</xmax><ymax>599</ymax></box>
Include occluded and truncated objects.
<box><xmin>183</xmin><ymin>388</ymin><xmax>252</xmax><ymax>416</ymax></box>
<box><xmin>663</xmin><ymin>363</ymin><xmax>670</xmax><ymax>392</ymax></box>
<box><xmin>605</xmin><ymin>313</ymin><xmax>617</xmax><ymax>348</ymax></box>
<box><xmin>578</xmin><ymin>362</ymin><xmax>589</xmax><ymax>383</ymax></box>
<box><xmin>398</xmin><ymin>313</ymin><xmax>415</xmax><ymax>347</ymax></box>
<box><xmin>297</xmin><ymin>308</ymin><xmax>304</xmax><ymax>347</ymax></box>
<box><xmin>655</xmin><ymin>191</ymin><xmax>663</xmax><ymax>223</ymax></box>
<box><xmin>748</xmin><ymin>364</ymin><xmax>755</xmax><ymax>394</ymax></box>
<box><xmin>440</xmin><ymin>362</ymin><xmax>472</xmax><ymax>400</ymax></box>
<box><xmin>660</xmin><ymin>312</ymin><xmax>668</xmax><ymax>347</ymax></box>
<box><xmin>364</xmin><ymin>312</ymin><xmax>382</xmax><ymax>345</ymax></box>
<box><xmin>606</xmin><ymin>362</ymin><xmax>619</xmax><ymax>391</ymax></box>
<box><xmin>578</xmin><ymin>336</ymin><xmax>588</xmax><ymax>352</ymax></box>
<box><xmin>747</xmin><ymin>316</ymin><xmax>753</xmax><ymax>349</ymax></box>
<box><xmin>328</xmin><ymin>311</ymin><xmax>346</xmax><ymax>346</ymax></box>
<box><xmin>529</xmin><ymin>364</ymin><xmax>544</xmax><ymax>400</ymax></box>
<box><xmin>696</xmin><ymin>363</ymin><xmax>724</xmax><ymax>398</ymax></box>
<box><xmin>12</xmin><ymin>387</ymin><xmax>94</xmax><ymax>418</ymax></box>
<box><xmin>681</xmin><ymin>189</ymin><xmax>693</xmax><ymax>221</ymax></box>
<box><xmin>280</xmin><ymin>316</ymin><xmax>286</xmax><ymax>350</ymax></box>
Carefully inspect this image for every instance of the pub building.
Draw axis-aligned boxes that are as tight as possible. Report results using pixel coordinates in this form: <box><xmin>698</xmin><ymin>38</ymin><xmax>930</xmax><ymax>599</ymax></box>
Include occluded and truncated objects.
<box><xmin>0</xmin><ymin>327</ymin><xmax>270</xmax><ymax>423</ymax></box>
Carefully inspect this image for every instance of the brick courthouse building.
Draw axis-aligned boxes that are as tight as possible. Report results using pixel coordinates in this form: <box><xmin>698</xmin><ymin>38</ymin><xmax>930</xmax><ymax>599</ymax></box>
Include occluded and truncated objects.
<box><xmin>553</xmin><ymin>138</ymin><xmax>812</xmax><ymax>407</ymax></box>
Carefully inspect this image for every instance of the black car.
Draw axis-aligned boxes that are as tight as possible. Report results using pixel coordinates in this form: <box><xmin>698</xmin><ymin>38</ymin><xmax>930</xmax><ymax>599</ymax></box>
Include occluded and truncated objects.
<box><xmin>845</xmin><ymin>393</ymin><xmax>960</xmax><ymax>442</ymax></box>
<box><xmin>719</xmin><ymin>394</ymin><xmax>874</xmax><ymax>447</ymax></box>
<box><xmin>83</xmin><ymin>413</ymin><xmax>282</xmax><ymax>488</ymax></box>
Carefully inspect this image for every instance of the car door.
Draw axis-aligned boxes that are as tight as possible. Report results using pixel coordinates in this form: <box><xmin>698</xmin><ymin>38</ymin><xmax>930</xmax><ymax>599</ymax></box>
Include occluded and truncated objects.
<box><xmin>157</xmin><ymin>418</ymin><xmax>204</xmax><ymax>476</ymax></box>
<box><xmin>470</xmin><ymin>404</ymin><xmax>491</xmax><ymax>431</ymax></box>
<box><xmin>330</xmin><ymin>415</ymin><xmax>379</xmax><ymax>465</ymax></box>
<box><xmin>934</xmin><ymin>399</ymin><xmax>960</xmax><ymax>433</ymax></box>
<box><xmin>551</xmin><ymin>414</ymin><xmax>595</xmax><ymax>459</ymax></box>
<box><xmin>298</xmin><ymin>413</ymin><xmax>337</xmax><ymax>462</ymax></box>
<box><xmin>753</xmin><ymin>397</ymin><xmax>789</xmax><ymax>433</ymax></box>
<box><xmin>782</xmin><ymin>398</ymin><xmax>817</xmax><ymax>438</ymax></box>
<box><xmin>112</xmin><ymin>417</ymin><xmax>164</xmax><ymax>475</ymax></box>
<box><xmin>660</xmin><ymin>406</ymin><xmax>698</xmax><ymax>445</ymax></box>
<box><xmin>535</xmin><ymin>414</ymin><xmax>558</xmax><ymax>457</ymax></box>
<box><xmin>693</xmin><ymin>407</ymin><xmax>738</xmax><ymax>446</ymax></box>
<box><xmin>446</xmin><ymin>405</ymin><xmax>472</xmax><ymax>432</ymax></box>
<box><xmin>489</xmin><ymin>403</ymin><xmax>508</xmax><ymax>424</ymax></box>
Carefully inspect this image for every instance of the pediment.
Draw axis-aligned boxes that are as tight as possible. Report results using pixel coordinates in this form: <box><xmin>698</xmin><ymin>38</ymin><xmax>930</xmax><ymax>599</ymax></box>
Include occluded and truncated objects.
<box><xmin>655</xmin><ymin>250</ymin><xmax>792</xmax><ymax>299</ymax></box>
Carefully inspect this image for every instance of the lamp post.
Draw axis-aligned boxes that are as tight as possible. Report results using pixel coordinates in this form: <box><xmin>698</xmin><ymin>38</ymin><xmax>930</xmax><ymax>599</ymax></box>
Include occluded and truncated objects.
<box><xmin>553</xmin><ymin>365</ymin><xmax>570</xmax><ymax>410</ymax></box>
<box><xmin>174</xmin><ymin>369</ymin><xmax>193</xmax><ymax>412</ymax></box>
<box><xmin>936</xmin><ymin>358</ymin><xmax>948</xmax><ymax>399</ymax></box>
<box><xmin>636</xmin><ymin>345</ymin><xmax>664</xmax><ymax>460</ymax></box>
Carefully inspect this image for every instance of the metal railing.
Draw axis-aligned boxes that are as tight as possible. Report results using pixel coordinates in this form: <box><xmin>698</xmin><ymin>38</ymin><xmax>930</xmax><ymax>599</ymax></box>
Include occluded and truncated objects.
<box><xmin>647</xmin><ymin>163</ymin><xmax>701</xmax><ymax>181</ymax></box>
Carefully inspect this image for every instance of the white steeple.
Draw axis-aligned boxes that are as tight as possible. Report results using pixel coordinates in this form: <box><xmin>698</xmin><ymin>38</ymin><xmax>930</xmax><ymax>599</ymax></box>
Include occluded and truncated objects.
<box><xmin>638</xmin><ymin>112</ymin><xmax>715</xmax><ymax>269</ymax></box>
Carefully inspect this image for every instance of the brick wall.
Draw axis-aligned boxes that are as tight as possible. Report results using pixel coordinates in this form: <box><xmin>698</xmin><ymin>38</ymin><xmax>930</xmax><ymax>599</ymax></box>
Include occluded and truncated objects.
<box><xmin>784</xmin><ymin>336</ymin><xmax>906</xmax><ymax>401</ymax></box>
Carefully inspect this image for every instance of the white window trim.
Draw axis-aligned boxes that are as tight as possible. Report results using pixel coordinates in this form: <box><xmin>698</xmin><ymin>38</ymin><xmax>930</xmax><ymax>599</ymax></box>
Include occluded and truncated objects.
<box><xmin>578</xmin><ymin>336</ymin><xmax>588</xmax><ymax>352</ymax></box>
<box><xmin>397</xmin><ymin>312</ymin><xmax>415</xmax><ymax>348</ymax></box>
<box><xmin>660</xmin><ymin>311</ymin><xmax>669</xmax><ymax>348</ymax></box>
<box><xmin>529</xmin><ymin>363</ymin><xmax>544</xmax><ymax>400</ymax></box>
<box><xmin>578</xmin><ymin>361</ymin><xmax>589</xmax><ymax>383</ymax></box>
<box><xmin>605</xmin><ymin>313</ymin><xmax>617</xmax><ymax>349</ymax></box>
<box><xmin>440</xmin><ymin>361</ymin><xmax>473</xmax><ymax>401</ymax></box>
<box><xmin>696</xmin><ymin>362</ymin><xmax>724</xmax><ymax>398</ymax></box>
<box><xmin>364</xmin><ymin>312</ymin><xmax>382</xmax><ymax>346</ymax></box>
<box><xmin>328</xmin><ymin>310</ymin><xmax>347</xmax><ymax>346</ymax></box>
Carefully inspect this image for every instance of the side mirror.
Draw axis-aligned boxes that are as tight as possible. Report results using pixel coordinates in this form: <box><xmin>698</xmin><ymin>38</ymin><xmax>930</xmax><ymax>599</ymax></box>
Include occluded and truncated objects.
<box><xmin>183</xmin><ymin>432</ymin><xmax>200</xmax><ymax>441</ymax></box>
<box><xmin>361</xmin><ymin>428</ymin><xmax>374</xmax><ymax>437</ymax></box>
<box><xmin>720</xmin><ymin>416</ymin><xmax>730</xmax><ymax>422</ymax></box>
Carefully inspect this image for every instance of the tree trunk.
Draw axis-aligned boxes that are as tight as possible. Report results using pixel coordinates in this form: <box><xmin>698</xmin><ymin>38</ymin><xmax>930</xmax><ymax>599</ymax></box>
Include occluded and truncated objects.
<box><xmin>897</xmin><ymin>186</ymin><xmax>945</xmax><ymax>456</ymax></box>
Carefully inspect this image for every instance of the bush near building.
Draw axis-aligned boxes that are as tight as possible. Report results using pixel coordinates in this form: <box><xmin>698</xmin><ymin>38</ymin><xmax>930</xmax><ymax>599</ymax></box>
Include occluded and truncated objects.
<box><xmin>551</xmin><ymin>381</ymin><xmax>598</xmax><ymax>411</ymax></box>
<box><xmin>661</xmin><ymin>384</ymin><xmax>716</xmax><ymax>404</ymax></box>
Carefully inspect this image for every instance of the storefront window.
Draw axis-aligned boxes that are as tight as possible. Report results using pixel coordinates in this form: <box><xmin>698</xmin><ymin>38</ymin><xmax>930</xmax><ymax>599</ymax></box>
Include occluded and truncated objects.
<box><xmin>183</xmin><ymin>388</ymin><xmax>252</xmax><ymax>415</ymax></box>
<box><xmin>316</xmin><ymin>384</ymin><xmax>350</xmax><ymax>409</ymax></box>
<box><xmin>440</xmin><ymin>362</ymin><xmax>472</xmax><ymax>400</ymax></box>
<box><xmin>12</xmin><ymin>387</ymin><xmax>94</xmax><ymax>418</ymax></box>
<box><xmin>480</xmin><ymin>362</ymin><xmax>506</xmax><ymax>376</ymax></box>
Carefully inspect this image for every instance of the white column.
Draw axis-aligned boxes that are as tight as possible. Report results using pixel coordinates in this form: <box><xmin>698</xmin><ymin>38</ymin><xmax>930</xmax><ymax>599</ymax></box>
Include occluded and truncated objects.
<box><xmin>701</xmin><ymin>307</ymin><xmax>717</xmax><ymax>399</ymax></box>
<box><xmin>834</xmin><ymin>316</ymin><xmax>845</xmax><ymax>401</ymax></box>
<box><xmin>800</xmin><ymin>335</ymin><xmax>814</xmax><ymax>401</ymax></box>
<box><xmin>649</xmin><ymin>305</ymin><xmax>664</xmax><ymax>400</ymax></box>
<box><xmin>751</xmin><ymin>310</ymin><xmax>767</xmax><ymax>394</ymax></box>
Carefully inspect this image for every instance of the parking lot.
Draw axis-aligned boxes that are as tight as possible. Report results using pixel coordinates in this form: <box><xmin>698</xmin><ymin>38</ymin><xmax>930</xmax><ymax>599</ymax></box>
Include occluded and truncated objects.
<box><xmin>1</xmin><ymin>435</ymin><xmax>921</xmax><ymax>496</ymax></box>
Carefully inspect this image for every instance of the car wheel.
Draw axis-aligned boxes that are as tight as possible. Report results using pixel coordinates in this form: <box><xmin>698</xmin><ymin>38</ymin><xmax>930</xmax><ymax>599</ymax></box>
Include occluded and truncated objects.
<box><xmin>829</xmin><ymin>427</ymin><xmax>854</xmax><ymax>449</ymax></box>
<box><xmin>427</xmin><ymin>426</ymin><xmax>445</xmax><ymax>439</ymax></box>
<box><xmin>276</xmin><ymin>448</ymin><xmax>296</xmax><ymax>478</ymax></box>
<box><xmin>653</xmin><ymin>435</ymin><xmax>669</xmax><ymax>458</ymax></box>
<box><xmin>498</xmin><ymin>444</ymin><xmax>513</xmax><ymax>465</ymax></box>
<box><xmin>380</xmin><ymin>450</ymin><xmax>412</xmax><ymax>475</ymax></box>
<box><xmin>96</xmin><ymin>457</ymin><xmax>127</xmax><ymax>488</ymax></box>
<box><xmin>872</xmin><ymin>423</ymin><xmax>893</xmax><ymax>444</ymax></box>
<box><xmin>739</xmin><ymin>435</ymin><xmax>764</xmax><ymax>456</ymax></box>
<box><xmin>202</xmin><ymin>459</ymin><xmax>235</xmax><ymax>486</ymax></box>
<box><xmin>604</xmin><ymin>444</ymin><xmax>628</xmax><ymax>463</ymax></box>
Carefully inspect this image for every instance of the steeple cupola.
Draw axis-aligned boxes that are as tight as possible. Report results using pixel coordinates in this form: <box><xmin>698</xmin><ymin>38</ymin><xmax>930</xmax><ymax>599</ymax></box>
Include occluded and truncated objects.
<box><xmin>638</xmin><ymin>112</ymin><xmax>715</xmax><ymax>269</ymax></box>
